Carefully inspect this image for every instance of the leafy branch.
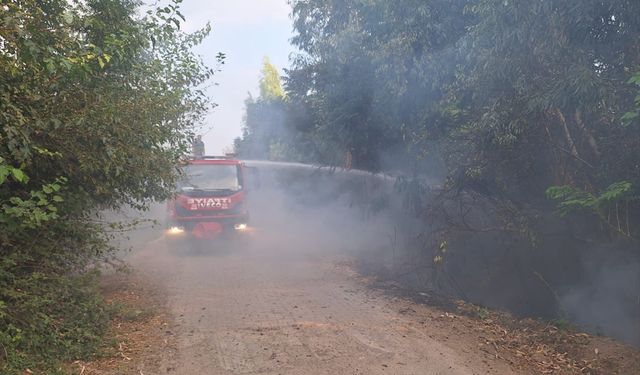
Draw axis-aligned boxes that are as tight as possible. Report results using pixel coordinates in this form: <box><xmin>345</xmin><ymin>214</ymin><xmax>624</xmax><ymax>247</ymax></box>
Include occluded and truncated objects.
<box><xmin>546</xmin><ymin>182</ymin><xmax>637</xmax><ymax>239</ymax></box>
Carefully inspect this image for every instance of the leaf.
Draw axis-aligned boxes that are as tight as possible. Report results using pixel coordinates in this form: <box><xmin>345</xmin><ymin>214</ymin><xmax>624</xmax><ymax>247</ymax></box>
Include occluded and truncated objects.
<box><xmin>11</xmin><ymin>168</ymin><xmax>28</xmax><ymax>183</ymax></box>
<box><xmin>0</xmin><ymin>167</ymin><xmax>9</xmax><ymax>185</ymax></box>
<box><xmin>63</xmin><ymin>11</ymin><xmax>74</xmax><ymax>25</ymax></box>
<box><xmin>45</xmin><ymin>60</ymin><xmax>56</xmax><ymax>74</ymax></box>
<box><xmin>598</xmin><ymin>181</ymin><xmax>632</xmax><ymax>202</ymax></box>
<box><xmin>628</xmin><ymin>73</ymin><xmax>640</xmax><ymax>85</ymax></box>
<box><xmin>621</xmin><ymin>110</ymin><xmax>638</xmax><ymax>125</ymax></box>
<box><xmin>546</xmin><ymin>185</ymin><xmax>597</xmax><ymax>216</ymax></box>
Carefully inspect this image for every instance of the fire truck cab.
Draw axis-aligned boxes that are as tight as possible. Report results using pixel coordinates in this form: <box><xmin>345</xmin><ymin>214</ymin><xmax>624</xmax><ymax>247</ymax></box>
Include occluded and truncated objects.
<box><xmin>165</xmin><ymin>156</ymin><xmax>249</xmax><ymax>240</ymax></box>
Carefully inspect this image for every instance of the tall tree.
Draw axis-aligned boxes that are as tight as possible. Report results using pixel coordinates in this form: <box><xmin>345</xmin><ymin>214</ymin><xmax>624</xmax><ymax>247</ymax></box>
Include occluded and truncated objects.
<box><xmin>260</xmin><ymin>57</ymin><xmax>286</xmax><ymax>100</ymax></box>
<box><xmin>236</xmin><ymin>58</ymin><xmax>300</xmax><ymax>160</ymax></box>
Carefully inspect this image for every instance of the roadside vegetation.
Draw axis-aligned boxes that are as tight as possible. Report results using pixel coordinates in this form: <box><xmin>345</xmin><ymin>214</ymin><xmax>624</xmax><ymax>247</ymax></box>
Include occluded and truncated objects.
<box><xmin>0</xmin><ymin>0</ymin><xmax>220</xmax><ymax>373</ymax></box>
<box><xmin>235</xmin><ymin>0</ymin><xmax>640</xmax><ymax>345</ymax></box>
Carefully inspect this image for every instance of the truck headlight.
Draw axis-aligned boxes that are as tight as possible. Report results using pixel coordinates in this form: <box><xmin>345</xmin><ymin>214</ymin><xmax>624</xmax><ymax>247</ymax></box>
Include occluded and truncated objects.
<box><xmin>167</xmin><ymin>226</ymin><xmax>185</xmax><ymax>235</ymax></box>
<box><xmin>234</xmin><ymin>223</ymin><xmax>248</xmax><ymax>231</ymax></box>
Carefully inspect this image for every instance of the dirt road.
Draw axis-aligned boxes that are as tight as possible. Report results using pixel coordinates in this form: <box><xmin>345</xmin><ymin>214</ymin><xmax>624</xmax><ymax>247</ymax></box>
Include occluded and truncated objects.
<box><xmin>128</xmin><ymin>230</ymin><xmax>521</xmax><ymax>375</ymax></box>
<box><xmin>100</xmin><ymin>180</ymin><xmax>638</xmax><ymax>375</ymax></box>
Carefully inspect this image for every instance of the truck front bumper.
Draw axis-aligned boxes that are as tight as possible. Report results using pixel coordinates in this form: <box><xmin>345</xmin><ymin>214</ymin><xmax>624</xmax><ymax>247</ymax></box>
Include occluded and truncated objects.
<box><xmin>166</xmin><ymin>215</ymin><xmax>249</xmax><ymax>240</ymax></box>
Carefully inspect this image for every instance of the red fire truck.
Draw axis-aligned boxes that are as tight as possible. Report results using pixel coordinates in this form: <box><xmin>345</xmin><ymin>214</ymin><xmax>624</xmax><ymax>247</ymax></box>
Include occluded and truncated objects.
<box><xmin>165</xmin><ymin>156</ymin><xmax>250</xmax><ymax>241</ymax></box>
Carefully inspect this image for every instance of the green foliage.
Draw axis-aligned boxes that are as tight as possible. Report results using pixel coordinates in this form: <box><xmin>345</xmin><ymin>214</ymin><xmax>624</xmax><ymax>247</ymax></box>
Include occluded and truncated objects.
<box><xmin>0</xmin><ymin>270</ymin><xmax>112</xmax><ymax>374</ymax></box>
<box><xmin>0</xmin><ymin>0</ymin><xmax>219</xmax><ymax>372</ymax></box>
<box><xmin>1</xmin><ymin>177</ymin><xmax>67</xmax><ymax>230</ymax></box>
<box><xmin>546</xmin><ymin>185</ymin><xmax>599</xmax><ymax>215</ymax></box>
<box><xmin>546</xmin><ymin>182</ymin><xmax>636</xmax><ymax>237</ymax></box>
<box><xmin>546</xmin><ymin>182</ymin><xmax>635</xmax><ymax>215</ymax></box>
<box><xmin>282</xmin><ymin>0</ymin><xmax>640</xmax><ymax>240</ymax></box>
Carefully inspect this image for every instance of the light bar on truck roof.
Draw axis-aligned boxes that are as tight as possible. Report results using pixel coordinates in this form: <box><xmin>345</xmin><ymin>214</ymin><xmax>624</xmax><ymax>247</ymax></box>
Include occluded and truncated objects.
<box><xmin>192</xmin><ymin>155</ymin><xmax>234</xmax><ymax>160</ymax></box>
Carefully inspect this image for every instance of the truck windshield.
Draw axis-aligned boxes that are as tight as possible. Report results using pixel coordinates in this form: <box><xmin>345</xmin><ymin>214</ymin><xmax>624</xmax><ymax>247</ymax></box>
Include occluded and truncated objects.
<box><xmin>178</xmin><ymin>164</ymin><xmax>240</xmax><ymax>192</ymax></box>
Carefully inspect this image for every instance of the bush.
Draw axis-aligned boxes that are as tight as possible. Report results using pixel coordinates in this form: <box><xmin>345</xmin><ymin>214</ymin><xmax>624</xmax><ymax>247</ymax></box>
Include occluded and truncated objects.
<box><xmin>0</xmin><ymin>0</ymin><xmax>220</xmax><ymax>372</ymax></box>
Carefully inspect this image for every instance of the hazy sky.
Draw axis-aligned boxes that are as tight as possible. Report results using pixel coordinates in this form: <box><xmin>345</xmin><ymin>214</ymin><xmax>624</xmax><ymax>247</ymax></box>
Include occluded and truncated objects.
<box><xmin>177</xmin><ymin>0</ymin><xmax>295</xmax><ymax>154</ymax></box>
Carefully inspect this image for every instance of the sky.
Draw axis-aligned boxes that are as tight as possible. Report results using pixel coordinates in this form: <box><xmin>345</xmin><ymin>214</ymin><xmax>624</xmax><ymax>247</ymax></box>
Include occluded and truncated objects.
<box><xmin>177</xmin><ymin>0</ymin><xmax>296</xmax><ymax>154</ymax></box>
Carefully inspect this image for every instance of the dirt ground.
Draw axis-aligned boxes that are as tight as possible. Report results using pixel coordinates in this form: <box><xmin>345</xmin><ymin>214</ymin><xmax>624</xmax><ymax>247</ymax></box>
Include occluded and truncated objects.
<box><xmin>121</xmin><ymin>237</ymin><xmax>516</xmax><ymax>374</ymax></box>
<box><xmin>76</xmin><ymin>226</ymin><xmax>639</xmax><ymax>375</ymax></box>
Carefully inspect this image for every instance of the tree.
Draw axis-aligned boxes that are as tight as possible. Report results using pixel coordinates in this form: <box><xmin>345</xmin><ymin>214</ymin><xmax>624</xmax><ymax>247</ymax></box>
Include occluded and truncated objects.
<box><xmin>235</xmin><ymin>58</ymin><xmax>302</xmax><ymax>161</ymax></box>
<box><xmin>260</xmin><ymin>57</ymin><xmax>286</xmax><ymax>100</ymax></box>
<box><xmin>286</xmin><ymin>0</ymin><xmax>640</xmax><ymax>237</ymax></box>
<box><xmin>450</xmin><ymin>0</ymin><xmax>640</xmax><ymax>234</ymax></box>
<box><xmin>0</xmin><ymin>0</ymin><xmax>221</xmax><ymax>372</ymax></box>
<box><xmin>287</xmin><ymin>0</ymin><xmax>471</xmax><ymax>170</ymax></box>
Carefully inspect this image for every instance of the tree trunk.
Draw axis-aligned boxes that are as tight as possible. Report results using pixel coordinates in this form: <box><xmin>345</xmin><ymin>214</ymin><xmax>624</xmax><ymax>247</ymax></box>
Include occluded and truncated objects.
<box><xmin>555</xmin><ymin>108</ymin><xmax>580</xmax><ymax>159</ymax></box>
<box><xmin>574</xmin><ymin>109</ymin><xmax>601</xmax><ymax>161</ymax></box>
